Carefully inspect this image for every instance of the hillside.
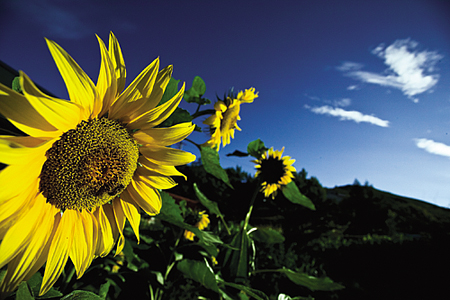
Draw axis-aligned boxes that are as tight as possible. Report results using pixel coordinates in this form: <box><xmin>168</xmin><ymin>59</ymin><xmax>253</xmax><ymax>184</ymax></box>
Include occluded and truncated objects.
<box><xmin>171</xmin><ymin>165</ymin><xmax>450</xmax><ymax>299</ymax></box>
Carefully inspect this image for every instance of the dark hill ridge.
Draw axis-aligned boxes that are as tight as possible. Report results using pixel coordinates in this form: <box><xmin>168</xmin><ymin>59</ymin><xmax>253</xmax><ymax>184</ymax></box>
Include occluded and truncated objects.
<box><xmin>172</xmin><ymin>165</ymin><xmax>450</xmax><ymax>299</ymax></box>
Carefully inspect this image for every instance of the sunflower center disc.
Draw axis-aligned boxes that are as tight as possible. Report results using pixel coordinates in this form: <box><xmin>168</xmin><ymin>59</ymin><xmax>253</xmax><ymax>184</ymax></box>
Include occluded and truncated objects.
<box><xmin>39</xmin><ymin>117</ymin><xmax>139</xmax><ymax>210</ymax></box>
<box><xmin>259</xmin><ymin>157</ymin><xmax>285</xmax><ymax>184</ymax></box>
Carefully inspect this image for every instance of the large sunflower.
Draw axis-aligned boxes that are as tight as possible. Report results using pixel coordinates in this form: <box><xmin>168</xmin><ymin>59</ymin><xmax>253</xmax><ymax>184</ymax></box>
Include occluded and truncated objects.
<box><xmin>253</xmin><ymin>147</ymin><xmax>296</xmax><ymax>199</ymax></box>
<box><xmin>203</xmin><ymin>88</ymin><xmax>258</xmax><ymax>149</ymax></box>
<box><xmin>0</xmin><ymin>32</ymin><xmax>195</xmax><ymax>295</ymax></box>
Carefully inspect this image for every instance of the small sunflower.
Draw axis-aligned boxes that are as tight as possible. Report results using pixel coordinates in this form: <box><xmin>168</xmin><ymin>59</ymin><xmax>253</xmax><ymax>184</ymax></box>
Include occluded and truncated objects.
<box><xmin>253</xmin><ymin>147</ymin><xmax>296</xmax><ymax>199</ymax></box>
<box><xmin>183</xmin><ymin>211</ymin><xmax>210</xmax><ymax>241</ymax></box>
<box><xmin>203</xmin><ymin>88</ymin><xmax>258</xmax><ymax>149</ymax></box>
<box><xmin>0</xmin><ymin>32</ymin><xmax>195</xmax><ymax>295</ymax></box>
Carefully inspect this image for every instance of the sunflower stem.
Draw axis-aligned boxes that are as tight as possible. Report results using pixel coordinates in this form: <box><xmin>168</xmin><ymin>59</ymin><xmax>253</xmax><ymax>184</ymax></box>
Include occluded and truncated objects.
<box><xmin>191</xmin><ymin>109</ymin><xmax>216</xmax><ymax>120</ymax></box>
<box><xmin>243</xmin><ymin>183</ymin><xmax>260</xmax><ymax>230</ymax></box>
<box><xmin>185</xmin><ymin>138</ymin><xmax>201</xmax><ymax>150</ymax></box>
<box><xmin>61</xmin><ymin>263</ymin><xmax>76</xmax><ymax>293</ymax></box>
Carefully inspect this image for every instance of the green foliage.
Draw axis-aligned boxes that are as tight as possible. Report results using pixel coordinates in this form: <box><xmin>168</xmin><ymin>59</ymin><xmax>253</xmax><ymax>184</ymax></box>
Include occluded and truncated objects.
<box><xmin>247</xmin><ymin>139</ymin><xmax>268</xmax><ymax>158</ymax></box>
<box><xmin>184</xmin><ymin>76</ymin><xmax>210</xmax><ymax>105</ymax></box>
<box><xmin>281</xmin><ymin>181</ymin><xmax>316</xmax><ymax>210</ymax></box>
<box><xmin>177</xmin><ymin>259</ymin><xmax>220</xmax><ymax>292</ymax></box>
<box><xmin>277</xmin><ymin>268</ymin><xmax>344</xmax><ymax>291</ymax></box>
<box><xmin>250</xmin><ymin>227</ymin><xmax>285</xmax><ymax>244</ymax></box>
<box><xmin>193</xmin><ymin>182</ymin><xmax>224</xmax><ymax>218</ymax></box>
<box><xmin>200</xmin><ymin>146</ymin><xmax>233</xmax><ymax>189</ymax></box>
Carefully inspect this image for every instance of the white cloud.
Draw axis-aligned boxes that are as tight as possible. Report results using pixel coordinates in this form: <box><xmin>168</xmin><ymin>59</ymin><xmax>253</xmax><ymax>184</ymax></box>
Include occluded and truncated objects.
<box><xmin>333</xmin><ymin>98</ymin><xmax>351</xmax><ymax>107</ymax></box>
<box><xmin>415</xmin><ymin>138</ymin><xmax>450</xmax><ymax>158</ymax></box>
<box><xmin>347</xmin><ymin>85</ymin><xmax>359</xmax><ymax>90</ymax></box>
<box><xmin>306</xmin><ymin>105</ymin><xmax>389</xmax><ymax>127</ymax></box>
<box><xmin>339</xmin><ymin>39</ymin><xmax>442</xmax><ymax>101</ymax></box>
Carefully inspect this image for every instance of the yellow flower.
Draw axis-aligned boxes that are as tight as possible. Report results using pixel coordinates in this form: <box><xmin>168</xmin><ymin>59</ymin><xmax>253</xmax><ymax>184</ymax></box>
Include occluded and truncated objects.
<box><xmin>0</xmin><ymin>32</ymin><xmax>195</xmax><ymax>295</ymax></box>
<box><xmin>203</xmin><ymin>88</ymin><xmax>258</xmax><ymax>149</ymax></box>
<box><xmin>253</xmin><ymin>147</ymin><xmax>296</xmax><ymax>199</ymax></box>
<box><xmin>183</xmin><ymin>211</ymin><xmax>210</xmax><ymax>241</ymax></box>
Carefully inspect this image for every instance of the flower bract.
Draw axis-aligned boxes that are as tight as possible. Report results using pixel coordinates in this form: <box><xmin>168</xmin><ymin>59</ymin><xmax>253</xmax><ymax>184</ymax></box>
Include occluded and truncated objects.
<box><xmin>0</xmin><ymin>32</ymin><xmax>195</xmax><ymax>295</ymax></box>
<box><xmin>253</xmin><ymin>147</ymin><xmax>296</xmax><ymax>199</ymax></box>
<box><xmin>203</xmin><ymin>88</ymin><xmax>258</xmax><ymax>149</ymax></box>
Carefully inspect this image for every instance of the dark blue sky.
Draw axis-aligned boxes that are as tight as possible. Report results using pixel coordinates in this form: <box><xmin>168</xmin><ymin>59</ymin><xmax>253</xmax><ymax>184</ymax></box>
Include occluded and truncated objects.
<box><xmin>2</xmin><ymin>0</ymin><xmax>450</xmax><ymax>207</ymax></box>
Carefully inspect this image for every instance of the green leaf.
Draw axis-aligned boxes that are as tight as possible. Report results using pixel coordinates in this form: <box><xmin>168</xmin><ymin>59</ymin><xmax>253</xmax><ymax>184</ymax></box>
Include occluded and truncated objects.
<box><xmin>98</xmin><ymin>280</ymin><xmax>111</xmax><ymax>299</ymax></box>
<box><xmin>277</xmin><ymin>268</ymin><xmax>344</xmax><ymax>291</ymax></box>
<box><xmin>192</xmin><ymin>76</ymin><xmax>206</xmax><ymax>96</ymax></box>
<box><xmin>16</xmin><ymin>282</ymin><xmax>34</xmax><ymax>300</ymax></box>
<box><xmin>177</xmin><ymin>259</ymin><xmax>220</xmax><ymax>292</ymax></box>
<box><xmin>159</xmin><ymin>77</ymin><xmax>181</xmax><ymax>106</ymax></box>
<box><xmin>156</xmin><ymin>192</ymin><xmax>206</xmax><ymax>242</ymax></box>
<box><xmin>184</xmin><ymin>76</ymin><xmax>207</xmax><ymax>104</ymax></box>
<box><xmin>12</xmin><ymin>77</ymin><xmax>22</xmax><ymax>94</ymax></box>
<box><xmin>193</xmin><ymin>183</ymin><xmax>224</xmax><ymax>217</ymax></box>
<box><xmin>159</xmin><ymin>107</ymin><xmax>193</xmax><ymax>128</ymax></box>
<box><xmin>281</xmin><ymin>181</ymin><xmax>316</xmax><ymax>210</ymax></box>
<box><xmin>247</xmin><ymin>139</ymin><xmax>268</xmax><ymax>158</ymax></box>
<box><xmin>61</xmin><ymin>290</ymin><xmax>104</xmax><ymax>300</ymax></box>
<box><xmin>200</xmin><ymin>146</ymin><xmax>233</xmax><ymax>189</ymax></box>
<box><xmin>222</xmin><ymin>229</ymin><xmax>250</xmax><ymax>283</ymax></box>
<box><xmin>250</xmin><ymin>227</ymin><xmax>285</xmax><ymax>244</ymax></box>
<box><xmin>122</xmin><ymin>239</ymin><xmax>149</xmax><ymax>271</ymax></box>
<box><xmin>226</xmin><ymin>150</ymin><xmax>249</xmax><ymax>157</ymax></box>
<box><xmin>220</xmin><ymin>281</ymin><xmax>269</xmax><ymax>300</ymax></box>
<box><xmin>27</xmin><ymin>271</ymin><xmax>63</xmax><ymax>299</ymax></box>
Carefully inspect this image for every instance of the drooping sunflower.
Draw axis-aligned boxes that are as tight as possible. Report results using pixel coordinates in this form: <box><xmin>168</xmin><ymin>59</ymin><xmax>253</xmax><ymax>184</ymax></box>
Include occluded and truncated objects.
<box><xmin>0</xmin><ymin>32</ymin><xmax>195</xmax><ymax>295</ymax></box>
<box><xmin>203</xmin><ymin>88</ymin><xmax>258</xmax><ymax>149</ymax></box>
<box><xmin>253</xmin><ymin>147</ymin><xmax>296</xmax><ymax>199</ymax></box>
<box><xmin>183</xmin><ymin>211</ymin><xmax>210</xmax><ymax>241</ymax></box>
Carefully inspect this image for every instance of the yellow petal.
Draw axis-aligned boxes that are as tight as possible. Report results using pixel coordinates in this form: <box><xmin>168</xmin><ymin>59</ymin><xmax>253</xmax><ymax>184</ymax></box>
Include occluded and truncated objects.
<box><xmin>95</xmin><ymin>34</ymin><xmax>117</xmax><ymax>118</ymax></box>
<box><xmin>133</xmin><ymin>122</ymin><xmax>195</xmax><ymax>147</ymax></box>
<box><xmin>45</xmin><ymin>38</ymin><xmax>97</xmax><ymax>119</ymax></box>
<box><xmin>140</xmin><ymin>145</ymin><xmax>196</xmax><ymax>166</ymax></box>
<box><xmin>0</xmin><ymin>154</ymin><xmax>47</xmax><ymax>201</ymax></box>
<box><xmin>126</xmin><ymin>65</ymin><xmax>173</xmax><ymax>122</ymax></box>
<box><xmin>20</xmin><ymin>72</ymin><xmax>82</xmax><ymax>131</ymax></box>
<box><xmin>40</xmin><ymin>209</ymin><xmax>75</xmax><ymax>296</ymax></box>
<box><xmin>0</xmin><ymin>135</ymin><xmax>52</xmax><ymax>165</ymax></box>
<box><xmin>112</xmin><ymin>198</ymin><xmax>126</xmax><ymax>254</ymax></box>
<box><xmin>126</xmin><ymin>83</ymin><xmax>185</xmax><ymax>130</ymax></box>
<box><xmin>103</xmin><ymin>203</ymin><xmax>121</xmax><ymax>252</ymax></box>
<box><xmin>127</xmin><ymin>179</ymin><xmax>161</xmax><ymax>216</ymax></box>
<box><xmin>93</xmin><ymin>205</ymin><xmax>114</xmax><ymax>257</ymax></box>
<box><xmin>108</xmin><ymin>58</ymin><xmax>159</xmax><ymax>121</ymax></box>
<box><xmin>108</xmin><ymin>32</ymin><xmax>126</xmax><ymax>95</ymax></box>
<box><xmin>0</xmin><ymin>199</ymin><xmax>57</xmax><ymax>293</ymax></box>
<box><xmin>135</xmin><ymin>167</ymin><xmax>177</xmax><ymax>190</ymax></box>
<box><xmin>0</xmin><ymin>180</ymin><xmax>38</xmax><ymax>239</ymax></box>
<box><xmin>138</xmin><ymin>155</ymin><xmax>186</xmax><ymax>179</ymax></box>
<box><xmin>0</xmin><ymin>83</ymin><xmax>61</xmax><ymax>138</ymax></box>
<box><xmin>119</xmin><ymin>191</ymin><xmax>141</xmax><ymax>243</ymax></box>
<box><xmin>69</xmin><ymin>210</ymin><xmax>95</xmax><ymax>279</ymax></box>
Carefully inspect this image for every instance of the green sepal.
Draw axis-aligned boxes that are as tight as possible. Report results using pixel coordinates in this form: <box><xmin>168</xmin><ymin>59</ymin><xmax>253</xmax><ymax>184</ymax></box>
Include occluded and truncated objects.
<box><xmin>177</xmin><ymin>259</ymin><xmax>220</xmax><ymax>292</ymax></box>
<box><xmin>282</xmin><ymin>181</ymin><xmax>316</xmax><ymax>210</ymax></box>
<box><xmin>200</xmin><ymin>146</ymin><xmax>233</xmax><ymax>189</ymax></box>
<box><xmin>12</xmin><ymin>77</ymin><xmax>22</xmax><ymax>94</ymax></box>
<box><xmin>247</xmin><ymin>139</ymin><xmax>268</xmax><ymax>159</ymax></box>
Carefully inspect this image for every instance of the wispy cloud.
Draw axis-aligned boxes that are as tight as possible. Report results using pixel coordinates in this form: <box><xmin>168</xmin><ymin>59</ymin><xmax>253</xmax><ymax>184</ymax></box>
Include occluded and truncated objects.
<box><xmin>306</xmin><ymin>105</ymin><xmax>389</xmax><ymax>127</ymax></box>
<box><xmin>338</xmin><ymin>39</ymin><xmax>442</xmax><ymax>102</ymax></box>
<box><xmin>415</xmin><ymin>138</ymin><xmax>450</xmax><ymax>158</ymax></box>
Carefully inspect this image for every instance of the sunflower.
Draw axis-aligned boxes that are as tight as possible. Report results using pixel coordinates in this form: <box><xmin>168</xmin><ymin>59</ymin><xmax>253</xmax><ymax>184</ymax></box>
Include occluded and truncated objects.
<box><xmin>203</xmin><ymin>88</ymin><xmax>258</xmax><ymax>149</ymax></box>
<box><xmin>183</xmin><ymin>211</ymin><xmax>210</xmax><ymax>241</ymax></box>
<box><xmin>253</xmin><ymin>147</ymin><xmax>296</xmax><ymax>199</ymax></box>
<box><xmin>0</xmin><ymin>32</ymin><xmax>195</xmax><ymax>295</ymax></box>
